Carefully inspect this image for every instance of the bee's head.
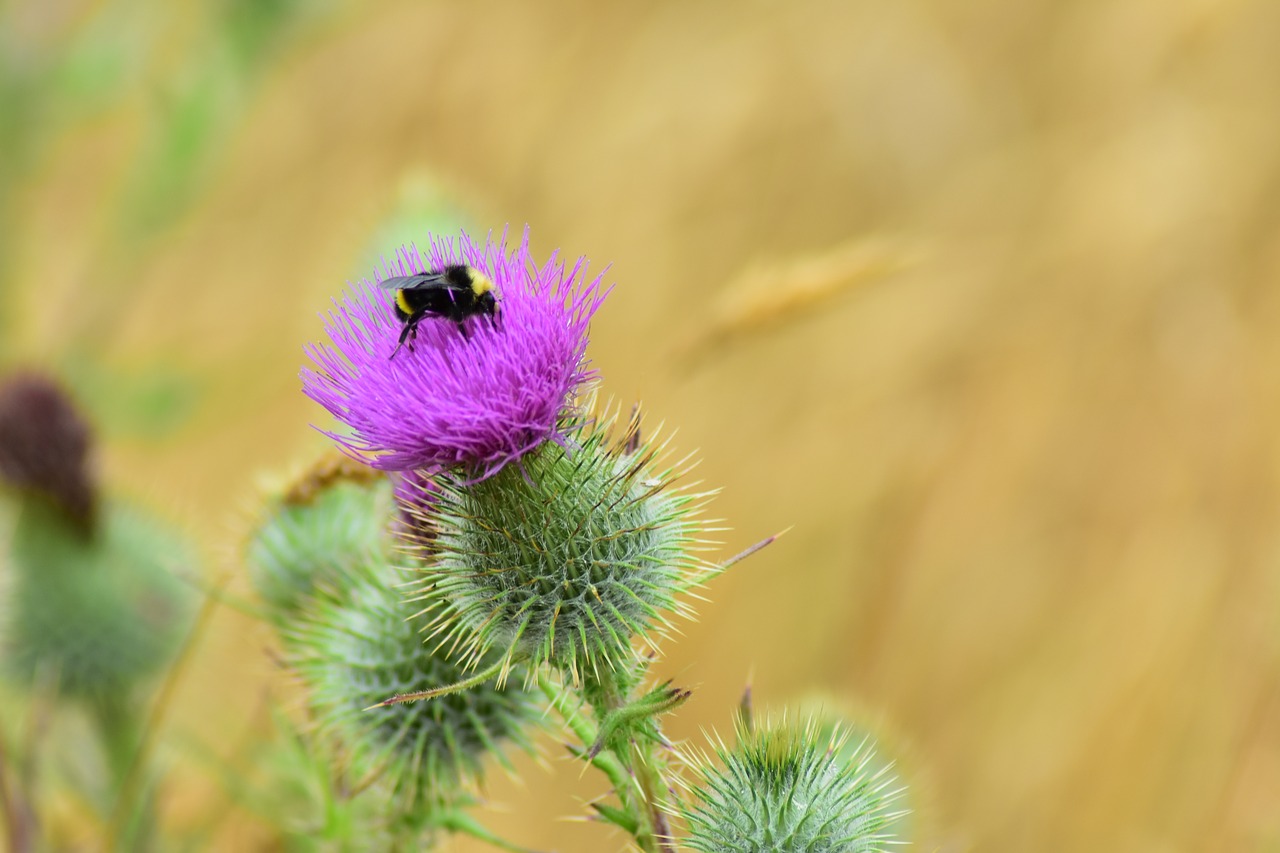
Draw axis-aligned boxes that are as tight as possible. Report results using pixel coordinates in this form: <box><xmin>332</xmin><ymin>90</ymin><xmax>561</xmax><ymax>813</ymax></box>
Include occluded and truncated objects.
<box><xmin>477</xmin><ymin>289</ymin><xmax>499</xmax><ymax>317</ymax></box>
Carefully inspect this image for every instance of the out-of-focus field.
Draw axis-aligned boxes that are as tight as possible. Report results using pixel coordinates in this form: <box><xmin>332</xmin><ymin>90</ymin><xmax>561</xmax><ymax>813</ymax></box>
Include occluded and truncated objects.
<box><xmin>4</xmin><ymin>0</ymin><xmax>1280</xmax><ymax>849</ymax></box>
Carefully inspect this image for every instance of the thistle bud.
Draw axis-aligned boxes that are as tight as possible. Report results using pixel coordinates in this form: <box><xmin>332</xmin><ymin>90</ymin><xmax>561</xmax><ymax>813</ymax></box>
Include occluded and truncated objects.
<box><xmin>285</xmin><ymin>560</ymin><xmax>539</xmax><ymax>808</ymax></box>
<box><xmin>408</xmin><ymin>417</ymin><xmax>710</xmax><ymax>687</ymax></box>
<box><xmin>679</xmin><ymin>715</ymin><xmax>907</xmax><ymax>853</ymax></box>
<box><xmin>246</xmin><ymin>454</ymin><xmax>388</xmax><ymax>618</ymax></box>
<box><xmin>250</xmin><ymin>457</ymin><xmax>539</xmax><ymax>808</ymax></box>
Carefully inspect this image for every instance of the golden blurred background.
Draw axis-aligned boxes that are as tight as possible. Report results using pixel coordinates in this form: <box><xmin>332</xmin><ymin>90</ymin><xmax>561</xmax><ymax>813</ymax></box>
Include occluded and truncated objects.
<box><xmin>4</xmin><ymin>0</ymin><xmax>1280</xmax><ymax>849</ymax></box>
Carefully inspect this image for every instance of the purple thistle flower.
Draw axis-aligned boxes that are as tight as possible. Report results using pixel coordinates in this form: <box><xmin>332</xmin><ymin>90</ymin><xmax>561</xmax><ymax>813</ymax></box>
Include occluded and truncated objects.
<box><xmin>303</xmin><ymin>229</ymin><xmax>607</xmax><ymax>478</ymax></box>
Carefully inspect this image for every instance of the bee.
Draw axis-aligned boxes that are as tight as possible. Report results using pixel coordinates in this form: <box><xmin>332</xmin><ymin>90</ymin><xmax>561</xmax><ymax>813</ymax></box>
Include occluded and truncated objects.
<box><xmin>378</xmin><ymin>264</ymin><xmax>499</xmax><ymax>358</ymax></box>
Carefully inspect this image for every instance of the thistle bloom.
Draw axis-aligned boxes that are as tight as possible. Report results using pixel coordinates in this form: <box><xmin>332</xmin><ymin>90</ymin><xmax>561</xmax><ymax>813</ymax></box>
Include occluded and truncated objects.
<box><xmin>302</xmin><ymin>229</ymin><xmax>607</xmax><ymax>478</ymax></box>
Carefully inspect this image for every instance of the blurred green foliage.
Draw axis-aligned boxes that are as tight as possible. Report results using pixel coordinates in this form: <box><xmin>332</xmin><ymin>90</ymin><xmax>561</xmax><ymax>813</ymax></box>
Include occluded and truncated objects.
<box><xmin>61</xmin><ymin>353</ymin><xmax>202</xmax><ymax>440</ymax></box>
<box><xmin>0</xmin><ymin>0</ymin><xmax>340</xmax><ymax>355</ymax></box>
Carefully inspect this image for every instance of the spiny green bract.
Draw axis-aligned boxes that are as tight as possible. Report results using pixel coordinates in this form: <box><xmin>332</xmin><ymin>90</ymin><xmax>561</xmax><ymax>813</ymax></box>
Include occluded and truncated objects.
<box><xmin>679</xmin><ymin>716</ymin><xmax>907</xmax><ymax>853</ymax></box>
<box><xmin>286</xmin><ymin>572</ymin><xmax>539</xmax><ymax>807</ymax></box>
<box><xmin>4</xmin><ymin>498</ymin><xmax>192</xmax><ymax>700</ymax></box>
<box><xmin>247</xmin><ymin>462</ymin><xmax>389</xmax><ymax>619</ymax></box>
<box><xmin>412</xmin><ymin>421</ymin><xmax>708</xmax><ymax>684</ymax></box>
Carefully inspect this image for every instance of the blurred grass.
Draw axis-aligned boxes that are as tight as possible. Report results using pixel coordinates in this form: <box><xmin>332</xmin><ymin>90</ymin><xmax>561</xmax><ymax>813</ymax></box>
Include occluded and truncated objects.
<box><xmin>4</xmin><ymin>0</ymin><xmax>1280</xmax><ymax>850</ymax></box>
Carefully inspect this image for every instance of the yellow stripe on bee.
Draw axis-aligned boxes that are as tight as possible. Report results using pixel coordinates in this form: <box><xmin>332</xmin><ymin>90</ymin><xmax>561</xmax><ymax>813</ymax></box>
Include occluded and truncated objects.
<box><xmin>395</xmin><ymin>289</ymin><xmax>414</xmax><ymax>316</ymax></box>
<box><xmin>469</xmin><ymin>269</ymin><xmax>494</xmax><ymax>296</ymax></box>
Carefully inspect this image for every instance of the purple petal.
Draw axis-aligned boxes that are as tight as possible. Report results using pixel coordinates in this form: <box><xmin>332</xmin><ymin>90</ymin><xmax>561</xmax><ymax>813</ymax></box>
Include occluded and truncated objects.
<box><xmin>302</xmin><ymin>228</ymin><xmax>608</xmax><ymax>477</ymax></box>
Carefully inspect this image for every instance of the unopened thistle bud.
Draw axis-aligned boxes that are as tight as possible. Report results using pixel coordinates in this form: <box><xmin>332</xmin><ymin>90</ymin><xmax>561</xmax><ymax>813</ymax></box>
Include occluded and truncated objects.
<box><xmin>678</xmin><ymin>715</ymin><xmax>907</xmax><ymax>853</ymax></box>
<box><xmin>247</xmin><ymin>453</ymin><xmax>388</xmax><ymax>618</ymax></box>
<box><xmin>405</xmin><ymin>417</ymin><xmax>710</xmax><ymax>687</ymax></box>
<box><xmin>285</xmin><ymin>558</ymin><xmax>539</xmax><ymax>808</ymax></box>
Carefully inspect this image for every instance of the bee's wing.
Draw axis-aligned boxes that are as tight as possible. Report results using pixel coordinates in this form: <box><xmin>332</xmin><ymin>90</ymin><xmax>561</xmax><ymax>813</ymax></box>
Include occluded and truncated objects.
<box><xmin>377</xmin><ymin>272</ymin><xmax>445</xmax><ymax>290</ymax></box>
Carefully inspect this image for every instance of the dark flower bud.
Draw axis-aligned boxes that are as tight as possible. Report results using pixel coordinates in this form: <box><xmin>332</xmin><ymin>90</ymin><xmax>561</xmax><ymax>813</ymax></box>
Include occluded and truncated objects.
<box><xmin>0</xmin><ymin>372</ymin><xmax>96</xmax><ymax>537</ymax></box>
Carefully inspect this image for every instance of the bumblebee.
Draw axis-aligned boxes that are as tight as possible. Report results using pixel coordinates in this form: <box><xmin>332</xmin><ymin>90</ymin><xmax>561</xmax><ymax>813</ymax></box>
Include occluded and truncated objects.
<box><xmin>379</xmin><ymin>264</ymin><xmax>498</xmax><ymax>358</ymax></box>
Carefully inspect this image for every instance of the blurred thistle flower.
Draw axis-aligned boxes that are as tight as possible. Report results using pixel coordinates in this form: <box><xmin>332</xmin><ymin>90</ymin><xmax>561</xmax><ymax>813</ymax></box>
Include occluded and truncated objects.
<box><xmin>0</xmin><ymin>372</ymin><xmax>97</xmax><ymax>537</ymax></box>
<box><xmin>678</xmin><ymin>715</ymin><xmax>907</xmax><ymax>853</ymax></box>
<box><xmin>285</xmin><ymin>571</ymin><xmax>540</xmax><ymax>810</ymax></box>
<box><xmin>0</xmin><ymin>371</ymin><xmax>192</xmax><ymax>699</ymax></box>
<box><xmin>399</xmin><ymin>415</ymin><xmax>711</xmax><ymax>691</ymax></box>
<box><xmin>302</xmin><ymin>228</ymin><xmax>607</xmax><ymax>478</ymax></box>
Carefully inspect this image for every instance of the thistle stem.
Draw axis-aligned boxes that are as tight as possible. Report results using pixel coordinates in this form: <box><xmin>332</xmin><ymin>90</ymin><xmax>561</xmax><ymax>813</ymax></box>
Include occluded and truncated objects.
<box><xmin>535</xmin><ymin>674</ymin><xmax>629</xmax><ymax>795</ymax></box>
<box><xmin>0</xmin><ymin>727</ymin><xmax>35</xmax><ymax>853</ymax></box>
<box><xmin>94</xmin><ymin>697</ymin><xmax>153</xmax><ymax>852</ymax></box>
<box><xmin>110</xmin><ymin>565</ymin><xmax>229</xmax><ymax>846</ymax></box>
<box><xmin>630</xmin><ymin>738</ymin><xmax>676</xmax><ymax>853</ymax></box>
<box><xmin>581</xmin><ymin>675</ymin><xmax>677</xmax><ymax>853</ymax></box>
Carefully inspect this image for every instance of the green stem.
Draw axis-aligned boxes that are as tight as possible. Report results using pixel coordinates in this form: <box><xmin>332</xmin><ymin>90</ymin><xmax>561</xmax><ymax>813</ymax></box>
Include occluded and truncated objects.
<box><xmin>0</xmin><ymin>725</ymin><xmax>36</xmax><ymax>852</ymax></box>
<box><xmin>93</xmin><ymin>697</ymin><xmax>153</xmax><ymax>852</ymax></box>
<box><xmin>630</xmin><ymin>737</ymin><xmax>676</xmax><ymax>853</ymax></box>
<box><xmin>535</xmin><ymin>674</ymin><xmax>629</xmax><ymax>796</ymax></box>
<box><xmin>110</xmin><ymin>566</ymin><xmax>233</xmax><ymax>849</ymax></box>
<box><xmin>581</xmin><ymin>674</ymin><xmax>676</xmax><ymax>853</ymax></box>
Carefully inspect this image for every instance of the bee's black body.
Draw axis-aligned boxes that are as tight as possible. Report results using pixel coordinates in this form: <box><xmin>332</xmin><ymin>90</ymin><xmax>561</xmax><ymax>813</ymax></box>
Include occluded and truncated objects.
<box><xmin>379</xmin><ymin>264</ymin><xmax>498</xmax><ymax>358</ymax></box>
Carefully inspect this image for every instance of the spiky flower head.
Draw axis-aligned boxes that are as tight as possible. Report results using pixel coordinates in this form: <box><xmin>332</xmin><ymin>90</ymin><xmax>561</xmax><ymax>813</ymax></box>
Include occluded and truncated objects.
<box><xmin>247</xmin><ymin>453</ymin><xmax>388</xmax><ymax>619</ymax></box>
<box><xmin>302</xmin><ymin>228</ymin><xmax>607</xmax><ymax>478</ymax></box>
<box><xmin>406</xmin><ymin>415</ymin><xmax>710</xmax><ymax>686</ymax></box>
<box><xmin>678</xmin><ymin>714</ymin><xmax>907</xmax><ymax>853</ymax></box>
<box><xmin>0</xmin><ymin>372</ymin><xmax>96</xmax><ymax>537</ymax></box>
<box><xmin>286</xmin><ymin>570</ymin><xmax>539</xmax><ymax>808</ymax></box>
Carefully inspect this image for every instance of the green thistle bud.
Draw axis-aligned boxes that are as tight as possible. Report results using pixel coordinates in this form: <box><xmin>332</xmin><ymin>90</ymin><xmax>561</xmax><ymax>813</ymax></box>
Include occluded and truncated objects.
<box><xmin>286</xmin><ymin>571</ymin><xmax>540</xmax><ymax>808</ymax></box>
<box><xmin>246</xmin><ymin>454</ymin><xmax>388</xmax><ymax>618</ymax></box>
<box><xmin>678</xmin><ymin>715</ymin><xmax>907</xmax><ymax>853</ymax></box>
<box><xmin>5</xmin><ymin>497</ymin><xmax>192</xmax><ymax>700</ymax></box>
<box><xmin>409</xmin><ymin>417</ymin><xmax>710</xmax><ymax>686</ymax></box>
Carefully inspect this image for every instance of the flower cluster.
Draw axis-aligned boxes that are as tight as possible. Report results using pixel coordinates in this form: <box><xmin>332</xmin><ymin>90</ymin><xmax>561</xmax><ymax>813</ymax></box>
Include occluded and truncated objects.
<box><xmin>281</xmin><ymin>226</ymin><xmax>908</xmax><ymax>852</ymax></box>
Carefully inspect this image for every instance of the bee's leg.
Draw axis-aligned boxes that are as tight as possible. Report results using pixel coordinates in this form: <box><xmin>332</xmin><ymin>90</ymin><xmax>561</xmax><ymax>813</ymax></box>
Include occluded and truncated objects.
<box><xmin>390</xmin><ymin>320</ymin><xmax>417</xmax><ymax>359</ymax></box>
<box><xmin>457</xmin><ymin>320</ymin><xmax>471</xmax><ymax>341</ymax></box>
